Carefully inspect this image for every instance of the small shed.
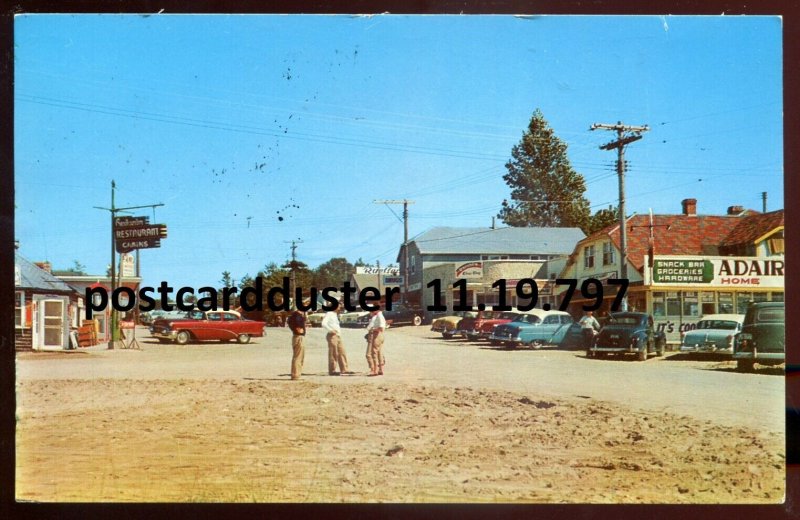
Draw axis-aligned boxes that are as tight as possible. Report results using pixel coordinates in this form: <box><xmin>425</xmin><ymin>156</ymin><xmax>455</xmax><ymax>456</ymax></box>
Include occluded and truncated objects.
<box><xmin>15</xmin><ymin>252</ymin><xmax>83</xmax><ymax>351</ymax></box>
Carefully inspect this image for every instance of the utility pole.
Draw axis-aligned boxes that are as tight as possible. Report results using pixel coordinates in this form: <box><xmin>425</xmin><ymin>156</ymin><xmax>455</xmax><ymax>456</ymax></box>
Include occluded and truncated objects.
<box><xmin>283</xmin><ymin>239</ymin><xmax>303</xmax><ymax>308</ymax></box>
<box><xmin>762</xmin><ymin>191</ymin><xmax>768</xmax><ymax>213</ymax></box>
<box><xmin>93</xmin><ymin>180</ymin><xmax>164</xmax><ymax>349</ymax></box>
<box><xmin>374</xmin><ymin>199</ymin><xmax>415</xmax><ymax>303</ymax></box>
<box><xmin>590</xmin><ymin>121</ymin><xmax>649</xmax><ymax>311</ymax></box>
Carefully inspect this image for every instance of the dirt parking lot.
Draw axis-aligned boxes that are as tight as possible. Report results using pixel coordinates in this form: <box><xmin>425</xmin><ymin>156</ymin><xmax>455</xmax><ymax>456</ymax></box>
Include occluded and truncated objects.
<box><xmin>15</xmin><ymin>325</ymin><xmax>785</xmax><ymax>503</ymax></box>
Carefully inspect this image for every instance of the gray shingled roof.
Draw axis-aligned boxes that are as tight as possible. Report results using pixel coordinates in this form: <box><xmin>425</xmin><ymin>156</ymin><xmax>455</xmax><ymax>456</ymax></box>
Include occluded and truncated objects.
<box><xmin>409</xmin><ymin>226</ymin><xmax>586</xmax><ymax>256</ymax></box>
<box><xmin>15</xmin><ymin>252</ymin><xmax>77</xmax><ymax>293</ymax></box>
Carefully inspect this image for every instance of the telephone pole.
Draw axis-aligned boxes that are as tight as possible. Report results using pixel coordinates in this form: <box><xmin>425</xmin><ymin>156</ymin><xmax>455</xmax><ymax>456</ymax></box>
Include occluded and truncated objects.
<box><xmin>374</xmin><ymin>199</ymin><xmax>415</xmax><ymax>303</ymax></box>
<box><xmin>94</xmin><ymin>180</ymin><xmax>164</xmax><ymax>349</ymax></box>
<box><xmin>283</xmin><ymin>239</ymin><xmax>303</xmax><ymax>308</ymax></box>
<box><xmin>590</xmin><ymin>121</ymin><xmax>649</xmax><ymax>311</ymax></box>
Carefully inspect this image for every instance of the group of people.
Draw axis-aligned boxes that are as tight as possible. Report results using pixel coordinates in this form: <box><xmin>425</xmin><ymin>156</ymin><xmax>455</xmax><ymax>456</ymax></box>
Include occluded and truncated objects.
<box><xmin>287</xmin><ymin>305</ymin><xmax>386</xmax><ymax>380</ymax></box>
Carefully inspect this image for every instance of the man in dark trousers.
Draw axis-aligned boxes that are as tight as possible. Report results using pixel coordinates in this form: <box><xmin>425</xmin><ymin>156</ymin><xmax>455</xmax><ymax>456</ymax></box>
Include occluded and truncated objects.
<box><xmin>287</xmin><ymin>308</ymin><xmax>306</xmax><ymax>380</ymax></box>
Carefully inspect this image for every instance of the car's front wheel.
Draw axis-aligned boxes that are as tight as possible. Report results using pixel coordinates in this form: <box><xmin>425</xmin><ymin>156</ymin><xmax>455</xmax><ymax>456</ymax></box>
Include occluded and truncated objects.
<box><xmin>237</xmin><ymin>333</ymin><xmax>251</xmax><ymax>344</ymax></box>
<box><xmin>175</xmin><ymin>331</ymin><xmax>190</xmax><ymax>345</ymax></box>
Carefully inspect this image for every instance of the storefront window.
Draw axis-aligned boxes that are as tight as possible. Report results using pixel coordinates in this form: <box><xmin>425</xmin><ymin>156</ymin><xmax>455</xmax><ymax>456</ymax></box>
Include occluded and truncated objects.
<box><xmin>701</xmin><ymin>292</ymin><xmax>715</xmax><ymax>315</ymax></box>
<box><xmin>736</xmin><ymin>292</ymin><xmax>753</xmax><ymax>314</ymax></box>
<box><xmin>771</xmin><ymin>292</ymin><xmax>784</xmax><ymax>302</ymax></box>
<box><xmin>666</xmin><ymin>292</ymin><xmax>681</xmax><ymax>316</ymax></box>
<box><xmin>753</xmin><ymin>292</ymin><xmax>768</xmax><ymax>303</ymax></box>
<box><xmin>627</xmin><ymin>292</ymin><xmax>645</xmax><ymax>313</ymax></box>
<box><xmin>15</xmin><ymin>291</ymin><xmax>25</xmax><ymax>328</ymax></box>
<box><xmin>652</xmin><ymin>292</ymin><xmax>666</xmax><ymax>317</ymax></box>
<box><xmin>718</xmin><ymin>292</ymin><xmax>734</xmax><ymax>313</ymax></box>
<box><xmin>682</xmin><ymin>291</ymin><xmax>699</xmax><ymax>317</ymax></box>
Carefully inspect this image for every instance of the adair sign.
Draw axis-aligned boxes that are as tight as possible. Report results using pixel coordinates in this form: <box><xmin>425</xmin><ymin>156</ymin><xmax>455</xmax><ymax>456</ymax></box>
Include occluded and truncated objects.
<box><xmin>652</xmin><ymin>256</ymin><xmax>784</xmax><ymax>288</ymax></box>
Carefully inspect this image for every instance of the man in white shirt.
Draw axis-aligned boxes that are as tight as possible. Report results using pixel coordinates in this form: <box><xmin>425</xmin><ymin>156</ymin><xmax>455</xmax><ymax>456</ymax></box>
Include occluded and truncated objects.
<box><xmin>321</xmin><ymin>306</ymin><xmax>349</xmax><ymax>375</ymax></box>
<box><xmin>579</xmin><ymin>310</ymin><xmax>601</xmax><ymax>350</ymax></box>
<box><xmin>366</xmin><ymin>305</ymin><xmax>387</xmax><ymax>376</ymax></box>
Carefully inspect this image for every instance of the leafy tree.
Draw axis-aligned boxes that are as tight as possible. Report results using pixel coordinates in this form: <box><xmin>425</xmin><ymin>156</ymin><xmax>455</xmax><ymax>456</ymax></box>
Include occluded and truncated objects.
<box><xmin>314</xmin><ymin>257</ymin><xmax>354</xmax><ymax>288</ymax></box>
<box><xmin>498</xmin><ymin>109</ymin><xmax>590</xmax><ymax>229</ymax></box>
<box><xmin>54</xmin><ymin>260</ymin><xmax>88</xmax><ymax>276</ymax></box>
<box><xmin>353</xmin><ymin>257</ymin><xmax>367</xmax><ymax>267</ymax></box>
<box><xmin>586</xmin><ymin>206</ymin><xmax>620</xmax><ymax>235</ymax></box>
<box><xmin>219</xmin><ymin>271</ymin><xmax>234</xmax><ymax>288</ymax></box>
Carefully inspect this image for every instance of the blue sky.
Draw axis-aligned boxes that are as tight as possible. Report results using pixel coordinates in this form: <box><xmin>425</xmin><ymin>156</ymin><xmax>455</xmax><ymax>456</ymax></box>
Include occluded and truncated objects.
<box><xmin>14</xmin><ymin>14</ymin><xmax>783</xmax><ymax>291</ymax></box>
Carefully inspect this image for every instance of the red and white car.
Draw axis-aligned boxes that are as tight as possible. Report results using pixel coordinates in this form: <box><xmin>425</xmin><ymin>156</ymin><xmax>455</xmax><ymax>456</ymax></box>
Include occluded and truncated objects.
<box><xmin>150</xmin><ymin>310</ymin><xmax>266</xmax><ymax>345</ymax></box>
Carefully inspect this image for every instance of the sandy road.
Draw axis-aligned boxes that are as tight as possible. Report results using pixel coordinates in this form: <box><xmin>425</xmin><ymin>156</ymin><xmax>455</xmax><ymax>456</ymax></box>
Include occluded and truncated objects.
<box><xmin>15</xmin><ymin>325</ymin><xmax>785</xmax><ymax>503</ymax></box>
<box><xmin>17</xmin><ymin>324</ymin><xmax>784</xmax><ymax>432</ymax></box>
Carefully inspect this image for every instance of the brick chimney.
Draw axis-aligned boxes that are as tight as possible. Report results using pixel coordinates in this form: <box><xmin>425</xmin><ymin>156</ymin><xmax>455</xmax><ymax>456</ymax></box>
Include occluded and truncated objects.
<box><xmin>681</xmin><ymin>198</ymin><xmax>697</xmax><ymax>216</ymax></box>
<box><xmin>34</xmin><ymin>261</ymin><xmax>52</xmax><ymax>273</ymax></box>
<box><xmin>727</xmin><ymin>205</ymin><xmax>745</xmax><ymax>215</ymax></box>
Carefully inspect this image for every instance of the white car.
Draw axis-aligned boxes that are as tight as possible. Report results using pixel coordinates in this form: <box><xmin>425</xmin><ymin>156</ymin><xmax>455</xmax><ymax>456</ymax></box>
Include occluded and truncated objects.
<box><xmin>679</xmin><ymin>314</ymin><xmax>744</xmax><ymax>354</ymax></box>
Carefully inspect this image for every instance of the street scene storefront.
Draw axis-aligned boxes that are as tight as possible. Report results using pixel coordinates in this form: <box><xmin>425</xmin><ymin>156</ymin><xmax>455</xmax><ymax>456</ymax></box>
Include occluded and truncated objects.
<box><xmin>643</xmin><ymin>256</ymin><xmax>784</xmax><ymax>342</ymax></box>
<box><xmin>556</xmin><ymin>200</ymin><xmax>784</xmax><ymax>344</ymax></box>
<box><xmin>420</xmin><ymin>258</ymin><xmax>565</xmax><ymax>316</ymax></box>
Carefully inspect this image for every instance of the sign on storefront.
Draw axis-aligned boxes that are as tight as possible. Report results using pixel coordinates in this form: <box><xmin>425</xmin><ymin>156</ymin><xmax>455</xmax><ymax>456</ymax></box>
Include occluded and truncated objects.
<box><xmin>455</xmin><ymin>262</ymin><xmax>483</xmax><ymax>279</ymax></box>
<box><xmin>652</xmin><ymin>256</ymin><xmax>784</xmax><ymax>288</ymax></box>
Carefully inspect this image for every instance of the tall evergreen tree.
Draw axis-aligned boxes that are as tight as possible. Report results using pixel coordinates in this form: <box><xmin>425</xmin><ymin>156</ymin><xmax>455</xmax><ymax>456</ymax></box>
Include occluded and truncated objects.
<box><xmin>498</xmin><ymin>109</ymin><xmax>590</xmax><ymax>229</ymax></box>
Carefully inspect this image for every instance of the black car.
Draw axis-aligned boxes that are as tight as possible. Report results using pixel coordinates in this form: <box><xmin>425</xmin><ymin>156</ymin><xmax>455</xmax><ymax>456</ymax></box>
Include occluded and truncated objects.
<box><xmin>733</xmin><ymin>302</ymin><xmax>785</xmax><ymax>371</ymax></box>
<box><xmin>589</xmin><ymin>312</ymin><xmax>666</xmax><ymax>361</ymax></box>
<box><xmin>382</xmin><ymin>303</ymin><xmax>425</xmax><ymax>327</ymax></box>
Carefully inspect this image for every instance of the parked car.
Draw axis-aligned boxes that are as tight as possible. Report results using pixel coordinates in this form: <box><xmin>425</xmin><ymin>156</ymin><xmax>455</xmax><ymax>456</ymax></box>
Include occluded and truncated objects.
<box><xmin>306</xmin><ymin>310</ymin><xmax>327</xmax><ymax>328</ymax></box>
<box><xmin>340</xmin><ymin>309</ymin><xmax>370</xmax><ymax>328</ymax></box>
<box><xmin>430</xmin><ymin>311</ymin><xmax>478</xmax><ymax>339</ymax></box>
<box><xmin>380</xmin><ymin>303</ymin><xmax>425</xmax><ymax>327</ymax></box>
<box><xmin>489</xmin><ymin>309</ymin><xmax>574</xmax><ymax>348</ymax></box>
<box><xmin>456</xmin><ymin>310</ymin><xmax>519</xmax><ymax>341</ymax></box>
<box><xmin>733</xmin><ymin>302</ymin><xmax>785</xmax><ymax>372</ymax></box>
<box><xmin>679</xmin><ymin>314</ymin><xmax>745</xmax><ymax>355</ymax></box>
<box><xmin>150</xmin><ymin>310</ymin><xmax>266</xmax><ymax>345</ymax></box>
<box><xmin>589</xmin><ymin>312</ymin><xmax>666</xmax><ymax>361</ymax></box>
<box><xmin>471</xmin><ymin>311</ymin><xmax>523</xmax><ymax>341</ymax></box>
<box><xmin>561</xmin><ymin>321</ymin><xmax>587</xmax><ymax>350</ymax></box>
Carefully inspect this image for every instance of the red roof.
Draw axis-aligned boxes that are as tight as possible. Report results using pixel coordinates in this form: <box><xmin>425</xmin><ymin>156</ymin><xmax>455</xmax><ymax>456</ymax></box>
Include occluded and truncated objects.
<box><xmin>719</xmin><ymin>210</ymin><xmax>784</xmax><ymax>247</ymax></box>
<box><xmin>579</xmin><ymin>210</ymin><xmax>782</xmax><ymax>272</ymax></box>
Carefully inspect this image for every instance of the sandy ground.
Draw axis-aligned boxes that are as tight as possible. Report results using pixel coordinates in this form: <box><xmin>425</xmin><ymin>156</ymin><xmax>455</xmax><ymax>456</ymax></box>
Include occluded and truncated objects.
<box><xmin>15</xmin><ymin>326</ymin><xmax>785</xmax><ymax>503</ymax></box>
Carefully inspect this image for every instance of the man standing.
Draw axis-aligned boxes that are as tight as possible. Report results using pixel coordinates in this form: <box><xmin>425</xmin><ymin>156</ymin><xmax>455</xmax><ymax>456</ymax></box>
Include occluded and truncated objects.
<box><xmin>579</xmin><ymin>310</ymin><xmax>601</xmax><ymax>350</ymax></box>
<box><xmin>321</xmin><ymin>305</ymin><xmax>349</xmax><ymax>375</ymax></box>
<box><xmin>287</xmin><ymin>308</ymin><xmax>306</xmax><ymax>380</ymax></box>
<box><xmin>366</xmin><ymin>305</ymin><xmax>386</xmax><ymax>376</ymax></box>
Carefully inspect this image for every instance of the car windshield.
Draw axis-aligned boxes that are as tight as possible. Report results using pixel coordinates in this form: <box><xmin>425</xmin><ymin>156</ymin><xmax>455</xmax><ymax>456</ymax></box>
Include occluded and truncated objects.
<box><xmin>499</xmin><ymin>312</ymin><xmax>519</xmax><ymax>319</ymax></box>
<box><xmin>696</xmin><ymin>320</ymin><xmax>738</xmax><ymax>330</ymax></box>
<box><xmin>513</xmin><ymin>314</ymin><xmax>541</xmax><ymax>325</ymax></box>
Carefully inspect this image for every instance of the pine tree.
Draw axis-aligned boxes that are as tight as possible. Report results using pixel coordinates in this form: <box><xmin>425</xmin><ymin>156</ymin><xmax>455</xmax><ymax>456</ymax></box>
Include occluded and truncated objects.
<box><xmin>498</xmin><ymin>109</ymin><xmax>590</xmax><ymax>229</ymax></box>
